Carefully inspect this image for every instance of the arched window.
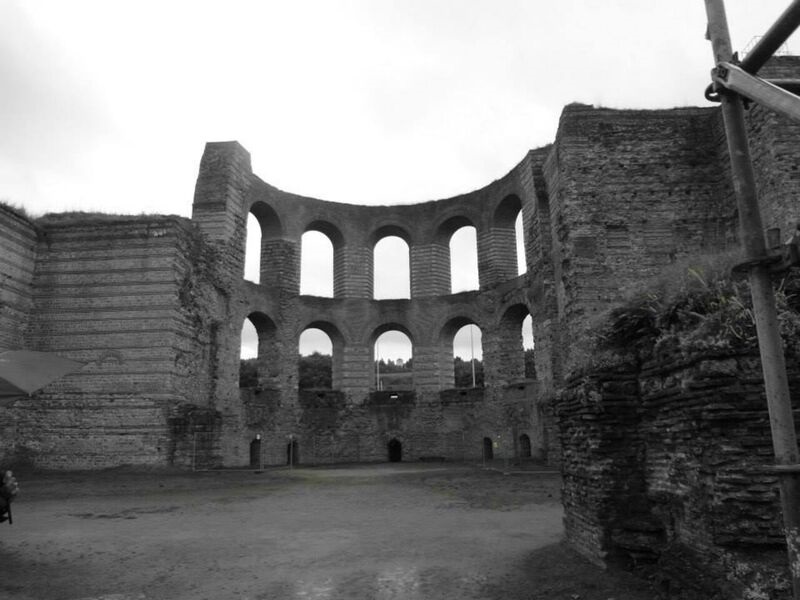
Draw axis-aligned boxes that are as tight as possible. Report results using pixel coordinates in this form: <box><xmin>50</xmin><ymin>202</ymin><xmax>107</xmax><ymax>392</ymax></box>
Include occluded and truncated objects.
<box><xmin>245</xmin><ymin>202</ymin><xmax>283</xmax><ymax>286</ymax></box>
<box><xmin>493</xmin><ymin>195</ymin><xmax>525</xmax><ymax>282</ymax></box>
<box><xmin>439</xmin><ymin>317</ymin><xmax>483</xmax><ymax>389</ymax></box>
<box><xmin>515</xmin><ymin>211</ymin><xmax>527</xmax><ymax>275</ymax></box>
<box><xmin>374</xmin><ymin>329</ymin><xmax>413</xmax><ymax>390</ymax></box>
<box><xmin>239</xmin><ymin>318</ymin><xmax>258</xmax><ymax>387</ymax></box>
<box><xmin>452</xmin><ymin>323</ymin><xmax>483</xmax><ymax>387</ymax></box>
<box><xmin>450</xmin><ymin>226</ymin><xmax>479</xmax><ymax>293</ymax></box>
<box><xmin>298</xmin><ymin>328</ymin><xmax>333</xmax><ymax>389</ymax></box>
<box><xmin>522</xmin><ymin>313</ymin><xmax>536</xmax><ymax>379</ymax></box>
<box><xmin>495</xmin><ymin>304</ymin><xmax>530</xmax><ymax>383</ymax></box>
<box><xmin>244</xmin><ymin>213</ymin><xmax>261</xmax><ymax>283</ymax></box>
<box><xmin>298</xmin><ymin>322</ymin><xmax>344</xmax><ymax>390</ymax></box>
<box><xmin>374</xmin><ymin>236</ymin><xmax>410</xmax><ymax>299</ymax></box>
<box><xmin>239</xmin><ymin>312</ymin><xmax>277</xmax><ymax>388</ymax></box>
<box><xmin>300</xmin><ymin>231</ymin><xmax>334</xmax><ymax>297</ymax></box>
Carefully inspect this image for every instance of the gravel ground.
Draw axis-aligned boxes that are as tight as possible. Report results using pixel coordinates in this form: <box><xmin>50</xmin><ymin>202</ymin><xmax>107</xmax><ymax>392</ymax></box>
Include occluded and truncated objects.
<box><xmin>0</xmin><ymin>463</ymin><xmax>658</xmax><ymax>600</ymax></box>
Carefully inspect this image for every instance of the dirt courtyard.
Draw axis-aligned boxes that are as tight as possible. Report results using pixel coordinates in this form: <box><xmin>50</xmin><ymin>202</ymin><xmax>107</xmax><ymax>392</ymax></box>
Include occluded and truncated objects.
<box><xmin>1</xmin><ymin>463</ymin><xmax>658</xmax><ymax>600</ymax></box>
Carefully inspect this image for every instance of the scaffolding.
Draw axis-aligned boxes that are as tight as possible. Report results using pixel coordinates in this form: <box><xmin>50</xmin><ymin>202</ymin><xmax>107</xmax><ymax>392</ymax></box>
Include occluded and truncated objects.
<box><xmin>704</xmin><ymin>1</ymin><xmax>800</xmax><ymax>596</ymax></box>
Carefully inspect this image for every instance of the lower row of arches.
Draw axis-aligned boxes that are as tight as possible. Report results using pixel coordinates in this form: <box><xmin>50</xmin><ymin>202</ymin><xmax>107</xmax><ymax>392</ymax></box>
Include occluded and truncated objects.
<box><xmin>240</xmin><ymin>310</ymin><xmax>536</xmax><ymax>390</ymax></box>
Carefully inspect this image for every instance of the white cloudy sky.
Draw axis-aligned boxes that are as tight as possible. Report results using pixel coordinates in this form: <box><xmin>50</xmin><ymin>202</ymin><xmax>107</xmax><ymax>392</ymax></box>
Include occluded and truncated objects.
<box><xmin>3</xmin><ymin>0</ymin><xmax>798</xmax><ymax>361</ymax></box>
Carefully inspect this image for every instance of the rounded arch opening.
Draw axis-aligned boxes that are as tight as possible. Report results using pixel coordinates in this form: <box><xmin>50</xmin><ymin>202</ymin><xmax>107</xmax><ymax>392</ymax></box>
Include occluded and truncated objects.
<box><xmin>439</xmin><ymin>316</ymin><xmax>483</xmax><ymax>389</ymax></box>
<box><xmin>300</xmin><ymin>231</ymin><xmax>334</xmax><ymax>297</ymax></box>
<box><xmin>244</xmin><ymin>213</ymin><xmax>261</xmax><ymax>283</ymax></box>
<box><xmin>299</xmin><ymin>321</ymin><xmax>344</xmax><ymax>390</ymax></box>
<box><xmin>522</xmin><ymin>313</ymin><xmax>535</xmax><ymax>379</ymax></box>
<box><xmin>373</xmin><ymin>325</ymin><xmax>413</xmax><ymax>391</ymax></box>
<box><xmin>497</xmin><ymin>304</ymin><xmax>532</xmax><ymax>383</ymax></box>
<box><xmin>452</xmin><ymin>323</ymin><xmax>483</xmax><ymax>388</ymax></box>
<box><xmin>515</xmin><ymin>211</ymin><xmax>527</xmax><ymax>275</ymax></box>
<box><xmin>436</xmin><ymin>215</ymin><xmax>478</xmax><ymax>294</ymax></box>
<box><xmin>373</xmin><ymin>235</ymin><xmax>410</xmax><ymax>300</ymax></box>
<box><xmin>303</xmin><ymin>220</ymin><xmax>345</xmax><ymax>297</ymax></box>
<box><xmin>298</xmin><ymin>328</ymin><xmax>332</xmax><ymax>390</ymax></box>
<box><xmin>245</xmin><ymin>201</ymin><xmax>283</xmax><ymax>285</ymax></box>
<box><xmin>449</xmin><ymin>226</ymin><xmax>479</xmax><ymax>293</ymax></box>
<box><xmin>239</xmin><ymin>311</ymin><xmax>278</xmax><ymax>388</ymax></box>
<box><xmin>493</xmin><ymin>194</ymin><xmax>526</xmax><ymax>281</ymax></box>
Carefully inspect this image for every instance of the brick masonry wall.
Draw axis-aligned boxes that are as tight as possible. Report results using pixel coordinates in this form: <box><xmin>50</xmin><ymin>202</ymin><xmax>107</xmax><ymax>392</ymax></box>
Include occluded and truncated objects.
<box><xmin>0</xmin><ymin>205</ymin><xmax>37</xmax><ymax>350</ymax></box>
<box><xmin>544</xmin><ymin>105</ymin><xmax>738</xmax><ymax>374</ymax></box>
<box><xmin>236</xmin><ymin>385</ymin><xmax>539</xmax><ymax>467</ymax></box>
<box><xmin>5</xmin><ymin>57</ymin><xmax>800</xmax><ymax>484</ymax></box>
<box><xmin>559</xmin><ymin>345</ymin><xmax>799</xmax><ymax>597</ymax></box>
<box><xmin>0</xmin><ymin>216</ymin><xmax>230</xmax><ymax>468</ymax></box>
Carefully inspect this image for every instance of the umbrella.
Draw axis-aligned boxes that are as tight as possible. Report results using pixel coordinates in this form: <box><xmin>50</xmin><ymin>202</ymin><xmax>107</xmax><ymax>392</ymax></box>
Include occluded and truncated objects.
<box><xmin>0</xmin><ymin>350</ymin><xmax>84</xmax><ymax>406</ymax></box>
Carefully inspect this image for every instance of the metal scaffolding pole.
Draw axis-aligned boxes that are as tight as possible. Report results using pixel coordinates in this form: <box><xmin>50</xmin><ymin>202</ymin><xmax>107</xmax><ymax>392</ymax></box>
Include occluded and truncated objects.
<box><xmin>705</xmin><ymin>1</ymin><xmax>800</xmax><ymax>596</ymax></box>
<box><xmin>739</xmin><ymin>0</ymin><xmax>800</xmax><ymax>74</ymax></box>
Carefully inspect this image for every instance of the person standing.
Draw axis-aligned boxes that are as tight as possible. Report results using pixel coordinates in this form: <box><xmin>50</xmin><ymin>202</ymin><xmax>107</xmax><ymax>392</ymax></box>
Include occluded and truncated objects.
<box><xmin>0</xmin><ymin>470</ymin><xmax>18</xmax><ymax>524</ymax></box>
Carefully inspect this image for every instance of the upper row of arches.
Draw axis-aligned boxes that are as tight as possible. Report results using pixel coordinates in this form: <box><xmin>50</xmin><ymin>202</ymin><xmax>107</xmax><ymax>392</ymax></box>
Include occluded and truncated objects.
<box><xmin>244</xmin><ymin>194</ymin><xmax>528</xmax><ymax>298</ymax></box>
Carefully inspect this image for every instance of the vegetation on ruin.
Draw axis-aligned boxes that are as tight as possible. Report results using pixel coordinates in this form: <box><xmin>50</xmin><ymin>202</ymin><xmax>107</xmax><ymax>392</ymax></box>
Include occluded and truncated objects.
<box><xmin>299</xmin><ymin>352</ymin><xmax>333</xmax><ymax>389</ymax></box>
<box><xmin>35</xmin><ymin>211</ymin><xmax>186</xmax><ymax>224</ymax></box>
<box><xmin>0</xmin><ymin>199</ymin><xmax>32</xmax><ymax>220</ymax></box>
<box><xmin>576</xmin><ymin>250</ymin><xmax>800</xmax><ymax>371</ymax></box>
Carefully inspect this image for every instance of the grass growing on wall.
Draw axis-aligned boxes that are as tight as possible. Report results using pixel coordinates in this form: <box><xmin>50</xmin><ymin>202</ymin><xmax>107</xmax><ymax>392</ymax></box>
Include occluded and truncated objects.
<box><xmin>0</xmin><ymin>199</ymin><xmax>33</xmax><ymax>221</ymax></box>
<box><xmin>572</xmin><ymin>250</ymin><xmax>800</xmax><ymax>372</ymax></box>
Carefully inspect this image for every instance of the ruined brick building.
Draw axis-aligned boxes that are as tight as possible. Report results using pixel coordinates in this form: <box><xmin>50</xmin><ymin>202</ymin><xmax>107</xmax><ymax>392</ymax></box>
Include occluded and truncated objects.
<box><xmin>2</xmin><ymin>55</ymin><xmax>800</xmax><ymax>595</ymax></box>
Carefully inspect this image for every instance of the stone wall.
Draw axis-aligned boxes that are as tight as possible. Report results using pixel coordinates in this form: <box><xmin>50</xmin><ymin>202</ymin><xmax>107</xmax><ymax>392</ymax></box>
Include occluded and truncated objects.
<box><xmin>0</xmin><ymin>215</ymin><xmax>227</xmax><ymax>469</ymax></box>
<box><xmin>234</xmin><ymin>384</ymin><xmax>540</xmax><ymax>468</ymax></box>
<box><xmin>3</xmin><ymin>57</ymin><xmax>800</xmax><ymax>483</ymax></box>
<box><xmin>0</xmin><ymin>205</ymin><xmax>37</xmax><ymax>349</ymax></box>
<box><xmin>559</xmin><ymin>342</ymin><xmax>798</xmax><ymax>597</ymax></box>
<box><xmin>544</xmin><ymin>104</ymin><xmax>740</xmax><ymax>374</ymax></box>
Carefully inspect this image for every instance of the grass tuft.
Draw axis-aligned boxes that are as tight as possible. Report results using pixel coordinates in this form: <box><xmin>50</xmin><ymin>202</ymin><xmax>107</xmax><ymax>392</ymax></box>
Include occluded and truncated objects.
<box><xmin>574</xmin><ymin>250</ymin><xmax>800</xmax><ymax>373</ymax></box>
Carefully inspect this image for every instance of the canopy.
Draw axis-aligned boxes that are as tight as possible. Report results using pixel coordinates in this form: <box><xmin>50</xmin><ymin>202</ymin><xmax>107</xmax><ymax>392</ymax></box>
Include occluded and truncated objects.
<box><xmin>0</xmin><ymin>350</ymin><xmax>83</xmax><ymax>406</ymax></box>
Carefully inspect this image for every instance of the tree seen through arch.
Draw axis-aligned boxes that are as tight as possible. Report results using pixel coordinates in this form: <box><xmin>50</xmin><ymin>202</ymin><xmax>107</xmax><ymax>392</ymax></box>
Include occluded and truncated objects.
<box><xmin>298</xmin><ymin>328</ymin><xmax>333</xmax><ymax>389</ymax></box>
<box><xmin>374</xmin><ymin>330</ymin><xmax>412</xmax><ymax>390</ymax></box>
<box><xmin>239</xmin><ymin>318</ymin><xmax>258</xmax><ymax>387</ymax></box>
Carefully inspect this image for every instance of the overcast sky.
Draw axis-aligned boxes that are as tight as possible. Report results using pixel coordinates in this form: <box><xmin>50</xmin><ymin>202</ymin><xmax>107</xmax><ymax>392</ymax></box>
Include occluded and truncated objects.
<box><xmin>3</xmin><ymin>0</ymin><xmax>798</xmax><ymax>362</ymax></box>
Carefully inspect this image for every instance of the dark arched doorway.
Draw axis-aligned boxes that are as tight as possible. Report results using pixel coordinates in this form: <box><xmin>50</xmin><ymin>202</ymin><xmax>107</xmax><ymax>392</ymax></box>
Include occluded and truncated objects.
<box><xmin>388</xmin><ymin>438</ymin><xmax>402</xmax><ymax>462</ymax></box>
<box><xmin>519</xmin><ymin>434</ymin><xmax>531</xmax><ymax>459</ymax></box>
<box><xmin>286</xmin><ymin>439</ymin><xmax>299</xmax><ymax>466</ymax></box>
<box><xmin>249</xmin><ymin>436</ymin><xmax>262</xmax><ymax>468</ymax></box>
<box><xmin>483</xmin><ymin>437</ymin><xmax>494</xmax><ymax>461</ymax></box>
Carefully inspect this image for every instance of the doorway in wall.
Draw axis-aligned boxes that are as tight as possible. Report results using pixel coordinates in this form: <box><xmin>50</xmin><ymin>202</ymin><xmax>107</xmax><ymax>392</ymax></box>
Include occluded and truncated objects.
<box><xmin>519</xmin><ymin>434</ymin><xmax>531</xmax><ymax>459</ymax></box>
<box><xmin>388</xmin><ymin>438</ymin><xmax>402</xmax><ymax>462</ymax></box>
<box><xmin>249</xmin><ymin>437</ymin><xmax>261</xmax><ymax>468</ymax></box>
<box><xmin>286</xmin><ymin>439</ymin><xmax>299</xmax><ymax>466</ymax></box>
<box><xmin>483</xmin><ymin>437</ymin><xmax>493</xmax><ymax>461</ymax></box>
